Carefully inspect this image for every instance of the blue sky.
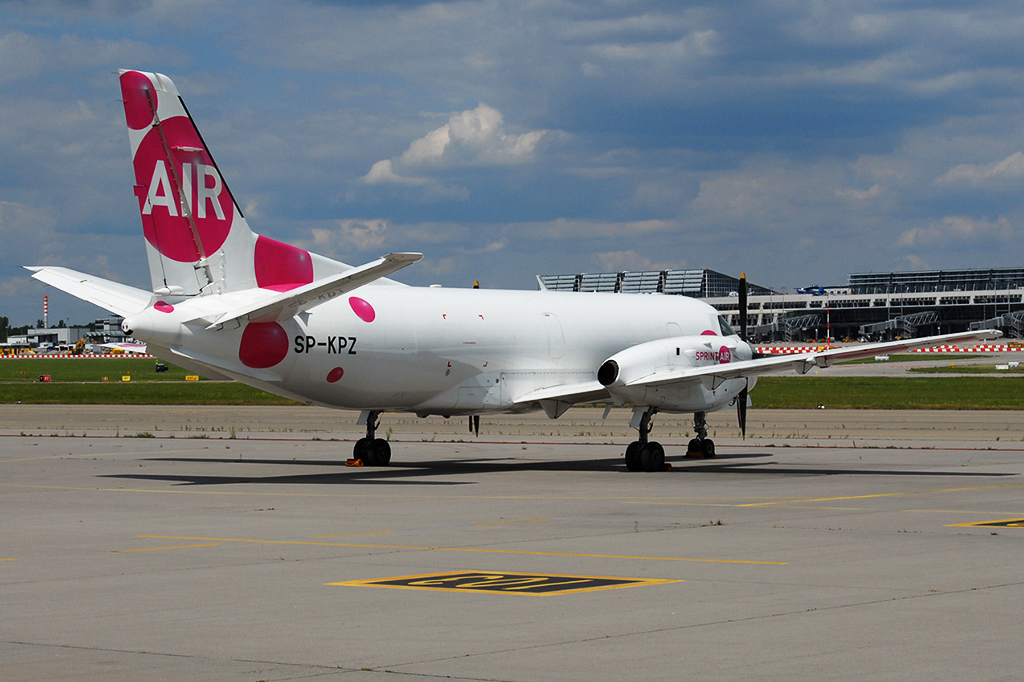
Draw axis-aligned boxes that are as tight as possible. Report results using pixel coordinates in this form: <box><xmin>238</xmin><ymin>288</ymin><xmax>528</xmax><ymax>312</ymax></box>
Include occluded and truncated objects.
<box><xmin>2</xmin><ymin>0</ymin><xmax>1024</xmax><ymax>325</ymax></box>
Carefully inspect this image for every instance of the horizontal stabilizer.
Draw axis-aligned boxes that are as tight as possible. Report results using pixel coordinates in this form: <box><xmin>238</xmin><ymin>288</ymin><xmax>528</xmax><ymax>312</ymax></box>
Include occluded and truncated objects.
<box><xmin>206</xmin><ymin>252</ymin><xmax>423</xmax><ymax>330</ymax></box>
<box><xmin>26</xmin><ymin>266</ymin><xmax>150</xmax><ymax>317</ymax></box>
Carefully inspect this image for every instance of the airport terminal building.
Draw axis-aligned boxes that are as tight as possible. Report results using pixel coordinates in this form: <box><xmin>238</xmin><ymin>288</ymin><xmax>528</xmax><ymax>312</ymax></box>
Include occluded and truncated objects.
<box><xmin>539</xmin><ymin>267</ymin><xmax>1024</xmax><ymax>341</ymax></box>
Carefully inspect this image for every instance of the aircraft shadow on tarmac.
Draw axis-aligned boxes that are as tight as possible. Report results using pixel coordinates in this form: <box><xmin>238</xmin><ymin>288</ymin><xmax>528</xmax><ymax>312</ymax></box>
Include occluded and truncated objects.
<box><xmin>96</xmin><ymin>450</ymin><xmax>1015</xmax><ymax>487</ymax></box>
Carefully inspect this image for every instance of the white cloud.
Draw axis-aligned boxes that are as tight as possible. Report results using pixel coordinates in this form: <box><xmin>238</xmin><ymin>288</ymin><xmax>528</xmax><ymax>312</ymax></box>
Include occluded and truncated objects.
<box><xmin>836</xmin><ymin>183</ymin><xmax>883</xmax><ymax>201</ymax></box>
<box><xmin>362</xmin><ymin>159</ymin><xmax>428</xmax><ymax>186</ymax></box>
<box><xmin>592</xmin><ymin>250</ymin><xmax>679</xmax><ymax>272</ymax></box>
<box><xmin>516</xmin><ymin>218</ymin><xmax>677</xmax><ymax>241</ymax></box>
<box><xmin>590</xmin><ymin>30</ymin><xmax>719</xmax><ymax>62</ymax></box>
<box><xmin>302</xmin><ymin>218</ymin><xmax>389</xmax><ymax>253</ymax></box>
<box><xmin>0</xmin><ymin>30</ymin><xmax>184</xmax><ymax>85</ymax></box>
<box><xmin>896</xmin><ymin>215</ymin><xmax>1015</xmax><ymax>247</ymax></box>
<box><xmin>364</xmin><ymin>103</ymin><xmax>549</xmax><ymax>186</ymax></box>
<box><xmin>935</xmin><ymin>152</ymin><xmax>1024</xmax><ymax>186</ymax></box>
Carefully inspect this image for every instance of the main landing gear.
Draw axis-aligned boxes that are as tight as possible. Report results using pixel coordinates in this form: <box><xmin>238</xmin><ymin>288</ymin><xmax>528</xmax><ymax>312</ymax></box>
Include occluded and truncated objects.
<box><xmin>349</xmin><ymin>410</ymin><xmax>391</xmax><ymax>467</ymax></box>
<box><xmin>685</xmin><ymin>411</ymin><xmax>716</xmax><ymax>459</ymax></box>
<box><xmin>623</xmin><ymin>409</ymin><xmax>716</xmax><ymax>471</ymax></box>
<box><xmin>624</xmin><ymin>408</ymin><xmax>668</xmax><ymax>472</ymax></box>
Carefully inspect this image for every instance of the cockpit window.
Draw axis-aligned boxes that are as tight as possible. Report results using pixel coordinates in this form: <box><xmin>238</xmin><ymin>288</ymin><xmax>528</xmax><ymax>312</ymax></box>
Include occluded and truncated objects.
<box><xmin>718</xmin><ymin>315</ymin><xmax>737</xmax><ymax>337</ymax></box>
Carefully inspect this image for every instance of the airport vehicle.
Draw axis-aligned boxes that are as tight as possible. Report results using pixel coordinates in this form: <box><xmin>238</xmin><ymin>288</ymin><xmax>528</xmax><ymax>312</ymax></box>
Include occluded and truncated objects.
<box><xmin>27</xmin><ymin>71</ymin><xmax>1000</xmax><ymax>471</ymax></box>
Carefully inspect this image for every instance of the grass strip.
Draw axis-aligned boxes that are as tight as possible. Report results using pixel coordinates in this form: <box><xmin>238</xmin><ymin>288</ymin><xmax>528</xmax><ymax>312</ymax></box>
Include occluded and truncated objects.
<box><xmin>0</xmin><ymin>382</ymin><xmax>300</xmax><ymax>405</ymax></box>
<box><xmin>839</xmin><ymin>354</ymin><xmax>991</xmax><ymax>365</ymax></box>
<box><xmin>752</xmin><ymin>376</ymin><xmax>1024</xmax><ymax>409</ymax></box>
<box><xmin>909</xmin><ymin>365</ymin><xmax>1024</xmax><ymax>374</ymax></box>
<box><xmin>0</xmin><ymin>358</ymin><xmax>203</xmax><ymax>382</ymax></box>
<box><xmin>3</xmin><ymin>358</ymin><xmax>1022</xmax><ymax>409</ymax></box>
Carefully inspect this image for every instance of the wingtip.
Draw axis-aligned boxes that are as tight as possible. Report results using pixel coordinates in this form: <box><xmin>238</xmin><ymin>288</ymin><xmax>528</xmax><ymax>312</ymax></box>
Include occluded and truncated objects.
<box><xmin>384</xmin><ymin>252</ymin><xmax>424</xmax><ymax>263</ymax></box>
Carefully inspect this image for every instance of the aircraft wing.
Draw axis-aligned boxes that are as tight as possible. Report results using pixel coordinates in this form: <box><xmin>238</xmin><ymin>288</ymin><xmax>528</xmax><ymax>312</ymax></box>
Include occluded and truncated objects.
<box><xmin>26</xmin><ymin>266</ymin><xmax>151</xmax><ymax>317</ymax></box>
<box><xmin>512</xmin><ymin>380</ymin><xmax>611</xmax><ymax>419</ymax></box>
<box><xmin>625</xmin><ymin>329</ymin><xmax>1004</xmax><ymax>391</ymax></box>
<box><xmin>206</xmin><ymin>252</ymin><xmax>422</xmax><ymax>329</ymax></box>
<box><xmin>513</xmin><ymin>380</ymin><xmax>610</xmax><ymax>406</ymax></box>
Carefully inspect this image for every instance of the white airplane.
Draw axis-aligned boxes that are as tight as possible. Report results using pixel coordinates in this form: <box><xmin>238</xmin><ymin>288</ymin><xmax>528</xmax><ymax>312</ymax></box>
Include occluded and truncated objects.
<box><xmin>28</xmin><ymin>70</ymin><xmax>1000</xmax><ymax>471</ymax></box>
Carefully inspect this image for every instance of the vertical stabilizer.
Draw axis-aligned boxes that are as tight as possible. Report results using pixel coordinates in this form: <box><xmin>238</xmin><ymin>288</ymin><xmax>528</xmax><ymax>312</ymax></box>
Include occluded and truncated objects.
<box><xmin>120</xmin><ymin>70</ymin><xmax>259</xmax><ymax>296</ymax></box>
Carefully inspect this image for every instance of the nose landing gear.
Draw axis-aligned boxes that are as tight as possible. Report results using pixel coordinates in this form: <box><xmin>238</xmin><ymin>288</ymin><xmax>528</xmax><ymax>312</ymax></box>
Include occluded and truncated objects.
<box><xmin>685</xmin><ymin>411</ymin><xmax>716</xmax><ymax>458</ymax></box>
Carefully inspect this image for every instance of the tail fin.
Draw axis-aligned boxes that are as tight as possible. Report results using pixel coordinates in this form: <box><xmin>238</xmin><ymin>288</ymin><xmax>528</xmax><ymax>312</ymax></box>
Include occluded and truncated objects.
<box><xmin>120</xmin><ymin>70</ymin><xmax>259</xmax><ymax>296</ymax></box>
<box><xmin>120</xmin><ymin>70</ymin><xmax>369</xmax><ymax>299</ymax></box>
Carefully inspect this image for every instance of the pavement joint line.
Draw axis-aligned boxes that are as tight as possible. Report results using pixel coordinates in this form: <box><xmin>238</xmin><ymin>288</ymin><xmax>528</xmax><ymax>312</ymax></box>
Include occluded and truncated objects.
<box><xmin>117</xmin><ymin>543</ymin><xmax>220</xmax><ymax>552</ymax></box>
<box><xmin>0</xmin><ymin>483</ymin><xmax>813</xmax><ymax>503</ymax></box>
<box><xmin>311</xmin><ymin>530</ymin><xmax>395</xmax><ymax>538</ymax></box>
<box><xmin>474</xmin><ymin>518</ymin><xmax>546</xmax><ymax>526</ymax></box>
<box><xmin>625</xmin><ymin>501</ymin><xmax>1014</xmax><ymax>514</ymax></box>
<box><xmin>1</xmin><ymin>456</ymin><xmax>71</xmax><ymax>463</ymax></box>
<box><xmin>4</xmin><ymin>484</ymin><xmax>1015</xmax><ymax>518</ymax></box>
<box><xmin>137</xmin><ymin>535</ymin><xmax>787</xmax><ymax>565</ymax></box>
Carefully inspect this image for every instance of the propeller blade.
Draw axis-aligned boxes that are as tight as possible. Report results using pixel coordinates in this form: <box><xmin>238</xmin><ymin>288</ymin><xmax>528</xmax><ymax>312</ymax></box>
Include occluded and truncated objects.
<box><xmin>739</xmin><ymin>272</ymin><xmax>748</xmax><ymax>342</ymax></box>
<box><xmin>737</xmin><ymin>383</ymin><xmax>748</xmax><ymax>439</ymax></box>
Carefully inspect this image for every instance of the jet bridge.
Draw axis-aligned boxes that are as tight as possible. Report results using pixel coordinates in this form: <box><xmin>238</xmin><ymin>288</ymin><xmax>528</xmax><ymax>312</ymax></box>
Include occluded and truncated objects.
<box><xmin>971</xmin><ymin>310</ymin><xmax>1024</xmax><ymax>339</ymax></box>
<box><xmin>859</xmin><ymin>311</ymin><xmax>940</xmax><ymax>339</ymax></box>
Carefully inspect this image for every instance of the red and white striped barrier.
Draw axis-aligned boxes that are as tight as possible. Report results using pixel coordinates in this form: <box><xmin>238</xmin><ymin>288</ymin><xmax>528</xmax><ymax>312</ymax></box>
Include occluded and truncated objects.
<box><xmin>909</xmin><ymin>346</ymin><xmax>1021</xmax><ymax>353</ymax></box>
<box><xmin>757</xmin><ymin>345</ymin><xmax>1022</xmax><ymax>355</ymax></box>
<box><xmin>0</xmin><ymin>354</ymin><xmax>155</xmax><ymax>359</ymax></box>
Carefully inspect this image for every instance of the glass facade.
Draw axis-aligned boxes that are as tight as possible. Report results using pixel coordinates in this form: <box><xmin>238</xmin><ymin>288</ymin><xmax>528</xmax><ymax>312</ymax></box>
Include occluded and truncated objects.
<box><xmin>539</xmin><ymin>268</ymin><xmax>775</xmax><ymax>298</ymax></box>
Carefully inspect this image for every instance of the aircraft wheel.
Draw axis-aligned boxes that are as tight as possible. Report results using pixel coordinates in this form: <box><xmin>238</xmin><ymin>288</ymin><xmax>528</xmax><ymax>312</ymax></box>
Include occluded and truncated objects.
<box><xmin>702</xmin><ymin>439</ymin><xmax>716</xmax><ymax>458</ymax></box>
<box><xmin>353</xmin><ymin>437</ymin><xmax>371</xmax><ymax>462</ymax></box>
<box><xmin>686</xmin><ymin>438</ymin><xmax>702</xmax><ymax>457</ymax></box>
<box><xmin>640</xmin><ymin>442</ymin><xmax>665</xmax><ymax>472</ymax></box>
<box><xmin>371</xmin><ymin>438</ymin><xmax>391</xmax><ymax>466</ymax></box>
<box><xmin>624</xmin><ymin>441</ymin><xmax>643</xmax><ymax>472</ymax></box>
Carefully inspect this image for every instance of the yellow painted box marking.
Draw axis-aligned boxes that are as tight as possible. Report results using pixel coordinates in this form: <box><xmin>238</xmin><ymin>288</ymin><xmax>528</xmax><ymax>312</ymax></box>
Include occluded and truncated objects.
<box><xmin>328</xmin><ymin>570</ymin><xmax>680</xmax><ymax>596</ymax></box>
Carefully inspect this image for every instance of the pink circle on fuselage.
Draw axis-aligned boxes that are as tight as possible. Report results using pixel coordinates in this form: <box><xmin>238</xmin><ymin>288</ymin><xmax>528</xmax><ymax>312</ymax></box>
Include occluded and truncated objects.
<box><xmin>719</xmin><ymin>346</ymin><xmax>732</xmax><ymax>364</ymax></box>
<box><xmin>326</xmin><ymin>367</ymin><xmax>344</xmax><ymax>383</ymax></box>
<box><xmin>154</xmin><ymin>301</ymin><xmax>174</xmax><ymax>313</ymax></box>
<box><xmin>120</xmin><ymin>71</ymin><xmax>158</xmax><ymax>130</ymax></box>
<box><xmin>238</xmin><ymin>321</ymin><xmax>289</xmax><ymax>369</ymax></box>
<box><xmin>701</xmin><ymin>329</ymin><xmax>718</xmax><ymax>336</ymax></box>
<box><xmin>254</xmin><ymin>235</ymin><xmax>313</xmax><ymax>291</ymax></box>
<box><xmin>349</xmin><ymin>297</ymin><xmax>375</xmax><ymax>323</ymax></box>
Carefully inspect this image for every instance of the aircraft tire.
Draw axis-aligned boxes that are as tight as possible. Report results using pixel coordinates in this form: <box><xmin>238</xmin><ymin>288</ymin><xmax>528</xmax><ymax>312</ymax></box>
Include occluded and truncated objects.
<box><xmin>371</xmin><ymin>438</ymin><xmax>391</xmax><ymax>466</ymax></box>
<box><xmin>640</xmin><ymin>442</ymin><xmax>665</xmax><ymax>472</ymax></box>
<box><xmin>702</xmin><ymin>439</ymin><xmax>716</xmax><ymax>458</ymax></box>
<box><xmin>353</xmin><ymin>437</ymin><xmax>371</xmax><ymax>462</ymax></box>
<box><xmin>624</xmin><ymin>442</ymin><xmax>643</xmax><ymax>472</ymax></box>
<box><xmin>687</xmin><ymin>438</ymin><xmax>702</xmax><ymax>456</ymax></box>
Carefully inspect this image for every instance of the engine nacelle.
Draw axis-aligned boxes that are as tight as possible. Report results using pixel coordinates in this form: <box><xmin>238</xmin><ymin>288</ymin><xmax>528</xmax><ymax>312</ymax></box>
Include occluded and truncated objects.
<box><xmin>597</xmin><ymin>335</ymin><xmax>755</xmax><ymax>413</ymax></box>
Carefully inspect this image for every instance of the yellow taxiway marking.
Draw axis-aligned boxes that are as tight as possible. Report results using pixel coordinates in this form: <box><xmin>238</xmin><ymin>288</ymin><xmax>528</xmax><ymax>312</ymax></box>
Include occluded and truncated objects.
<box><xmin>474</xmin><ymin>518</ymin><xmax>546</xmax><ymax>526</ymax></box>
<box><xmin>1</xmin><ymin>558</ymin><xmax>17</xmax><ymax>562</ymax></box>
<box><xmin>118</xmin><ymin>543</ymin><xmax>220</xmax><ymax>553</ymax></box>
<box><xmin>1</xmin><ymin>456</ymin><xmax>68</xmax><ymax>464</ymax></box>
<box><xmin>139</xmin><ymin>535</ymin><xmax>786</xmax><ymax>565</ymax></box>
<box><xmin>948</xmin><ymin>518</ymin><xmax>1024</xmax><ymax>528</ymax></box>
<box><xmin>311</xmin><ymin>530</ymin><xmax>395</xmax><ymax>539</ymax></box>
<box><xmin>737</xmin><ymin>482</ymin><xmax>1024</xmax><ymax>507</ymax></box>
